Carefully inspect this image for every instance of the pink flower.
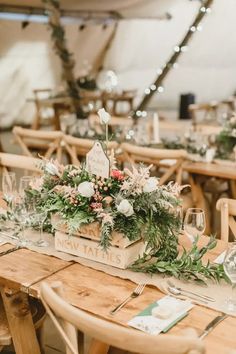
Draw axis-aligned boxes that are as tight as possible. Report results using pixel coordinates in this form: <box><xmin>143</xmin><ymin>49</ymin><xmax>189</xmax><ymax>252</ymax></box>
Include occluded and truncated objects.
<box><xmin>90</xmin><ymin>202</ymin><xmax>103</xmax><ymax>210</ymax></box>
<box><xmin>29</xmin><ymin>177</ymin><xmax>44</xmax><ymax>192</ymax></box>
<box><xmin>111</xmin><ymin>169</ymin><xmax>124</xmax><ymax>181</ymax></box>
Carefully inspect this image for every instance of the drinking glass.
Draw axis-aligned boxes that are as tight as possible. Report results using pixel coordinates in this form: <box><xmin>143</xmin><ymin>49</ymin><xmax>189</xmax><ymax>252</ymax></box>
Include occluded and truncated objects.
<box><xmin>223</xmin><ymin>242</ymin><xmax>236</xmax><ymax>313</ymax></box>
<box><xmin>13</xmin><ymin>197</ymin><xmax>35</xmax><ymax>246</ymax></box>
<box><xmin>184</xmin><ymin>208</ymin><xmax>206</xmax><ymax>243</ymax></box>
<box><xmin>19</xmin><ymin>176</ymin><xmax>34</xmax><ymax>198</ymax></box>
<box><xmin>33</xmin><ymin>211</ymin><xmax>49</xmax><ymax>247</ymax></box>
<box><xmin>2</xmin><ymin>172</ymin><xmax>16</xmax><ymax>203</ymax></box>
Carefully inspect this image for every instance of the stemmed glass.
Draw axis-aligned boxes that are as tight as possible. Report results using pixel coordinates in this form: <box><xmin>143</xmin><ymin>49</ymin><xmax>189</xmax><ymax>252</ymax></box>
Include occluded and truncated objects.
<box><xmin>184</xmin><ymin>208</ymin><xmax>206</xmax><ymax>243</ymax></box>
<box><xmin>13</xmin><ymin>197</ymin><xmax>35</xmax><ymax>246</ymax></box>
<box><xmin>19</xmin><ymin>176</ymin><xmax>34</xmax><ymax>198</ymax></box>
<box><xmin>223</xmin><ymin>242</ymin><xmax>236</xmax><ymax>313</ymax></box>
<box><xmin>2</xmin><ymin>172</ymin><xmax>16</xmax><ymax>204</ymax></box>
<box><xmin>33</xmin><ymin>211</ymin><xmax>49</xmax><ymax>247</ymax></box>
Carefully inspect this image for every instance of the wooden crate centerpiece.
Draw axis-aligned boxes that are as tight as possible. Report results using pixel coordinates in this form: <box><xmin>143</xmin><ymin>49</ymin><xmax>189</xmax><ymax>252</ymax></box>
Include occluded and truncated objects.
<box><xmin>26</xmin><ymin>131</ymin><xmax>182</xmax><ymax>271</ymax></box>
<box><xmin>52</xmin><ymin>215</ymin><xmax>144</xmax><ymax>269</ymax></box>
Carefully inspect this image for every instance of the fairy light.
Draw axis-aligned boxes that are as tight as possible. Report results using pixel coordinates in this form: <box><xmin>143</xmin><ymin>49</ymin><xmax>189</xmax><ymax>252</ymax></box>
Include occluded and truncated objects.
<box><xmin>157</xmin><ymin>86</ymin><xmax>164</xmax><ymax>93</ymax></box>
<box><xmin>134</xmin><ymin>0</ymin><xmax>213</xmax><ymax>115</ymax></box>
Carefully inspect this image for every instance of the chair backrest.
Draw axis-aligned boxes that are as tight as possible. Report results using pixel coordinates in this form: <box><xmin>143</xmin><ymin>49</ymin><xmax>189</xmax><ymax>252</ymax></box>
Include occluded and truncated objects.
<box><xmin>120</xmin><ymin>142</ymin><xmax>187</xmax><ymax>185</ymax></box>
<box><xmin>40</xmin><ymin>281</ymin><xmax>204</xmax><ymax>354</ymax></box>
<box><xmin>63</xmin><ymin>135</ymin><xmax>119</xmax><ymax>166</ymax></box>
<box><xmin>189</xmin><ymin>102</ymin><xmax>219</xmax><ymax>126</ymax></box>
<box><xmin>13</xmin><ymin>126</ymin><xmax>64</xmax><ymax>162</ymax></box>
<box><xmin>216</xmin><ymin>198</ymin><xmax>236</xmax><ymax>242</ymax></box>
<box><xmin>0</xmin><ymin>152</ymin><xmax>42</xmax><ymax>175</ymax></box>
<box><xmin>89</xmin><ymin>114</ymin><xmax>133</xmax><ymax>135</ymax></box>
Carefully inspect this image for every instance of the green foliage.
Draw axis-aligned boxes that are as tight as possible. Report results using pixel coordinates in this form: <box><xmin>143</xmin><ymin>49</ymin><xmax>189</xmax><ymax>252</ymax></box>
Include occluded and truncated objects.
<box><xmin>100</xmin><ymin>222</ymin><xmax>113</xmax><ymax>250</ymax></box>
<box><xmin>114</xmin><ymin>213</ymin><xmax>143</xmax><ymax>241</ymax></box>
<box><xmin>130</xmin><ymin>236</ymin><xmax>228</xmax><ymax>284</ymax></box>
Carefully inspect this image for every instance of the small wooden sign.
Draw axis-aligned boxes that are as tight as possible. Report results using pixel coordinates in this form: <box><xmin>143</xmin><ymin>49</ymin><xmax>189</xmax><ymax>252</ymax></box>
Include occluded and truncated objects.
<box><xmin>86</xmin><ymin>141</ymin><xmax>110</xmax><ymax>178</ymax></box>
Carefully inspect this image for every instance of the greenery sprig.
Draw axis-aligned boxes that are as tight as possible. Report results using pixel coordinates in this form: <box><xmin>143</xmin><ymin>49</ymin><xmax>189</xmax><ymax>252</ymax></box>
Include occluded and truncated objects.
<box><xmin>130</xmin><ymin>236</ymin><xmax>228</xmax><ymax>284</ymax></box>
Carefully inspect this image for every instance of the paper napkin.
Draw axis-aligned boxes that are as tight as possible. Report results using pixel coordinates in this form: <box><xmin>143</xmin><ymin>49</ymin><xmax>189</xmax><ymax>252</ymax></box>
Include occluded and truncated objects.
<box><xmin>128</xmin><ymin>296</ymin><xmax>194</xmax><ymax>335</ymax></box>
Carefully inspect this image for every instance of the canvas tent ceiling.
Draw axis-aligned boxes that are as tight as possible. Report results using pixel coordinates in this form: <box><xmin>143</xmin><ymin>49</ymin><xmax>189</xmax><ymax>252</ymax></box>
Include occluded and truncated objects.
<box><xmin>0</xmin><ymin>0</ymin><xmax>176</xmax><ymax>19</ymax></box>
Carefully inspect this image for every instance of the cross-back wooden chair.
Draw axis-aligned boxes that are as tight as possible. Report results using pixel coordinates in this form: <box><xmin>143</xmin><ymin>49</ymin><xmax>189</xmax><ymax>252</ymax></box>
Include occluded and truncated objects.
<box><xmin>13</xmin><ymin>126</ymin><xmax>64</xmax><ymax>162</ymax></box>
<box><xmin>31</xmin><ymin>88</ymin><xmax>56</xmax><ymax>130</ymax></box>
<box><xmin>216</xmin><ymin>198</ymin><xmax>236</xmax><ymax>242</ymax></box>
<box><xmin>120</xmin><ymin>142</ymin><xmax>187</xmax><ymax>185</ymax></box>
<box><xmin>0</xmin><ymin>152</ymin><xmax>42</xmax><ymax>177</ymax></box>
<box><xmin>189</xmin><ymin>102</ymin><xmax>219</xmax><ymax>127</ymax></box>
<box><xmin>63</xmin><ymin>135</ymin><xmax>119</xmax><ymax>166</ymax></box>
<box><xmin>40</xmin><ymin>281</ymin><xmax>204</xmax><ymax>354</ymax></box>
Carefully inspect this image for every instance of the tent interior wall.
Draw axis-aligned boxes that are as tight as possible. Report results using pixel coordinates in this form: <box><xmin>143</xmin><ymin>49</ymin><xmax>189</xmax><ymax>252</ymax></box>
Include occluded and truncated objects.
<box><xmin>0</xmin><ymin>0</ymin><xmax>235</xmax><ymax>127</ymax></box>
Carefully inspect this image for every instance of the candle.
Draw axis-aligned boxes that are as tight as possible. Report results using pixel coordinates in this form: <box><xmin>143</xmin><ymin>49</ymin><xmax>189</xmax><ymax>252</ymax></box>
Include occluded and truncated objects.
<box><xmin>153</xmin><ymin>112</ymin><xmax>160</xmax><ymax>143</ymax></box>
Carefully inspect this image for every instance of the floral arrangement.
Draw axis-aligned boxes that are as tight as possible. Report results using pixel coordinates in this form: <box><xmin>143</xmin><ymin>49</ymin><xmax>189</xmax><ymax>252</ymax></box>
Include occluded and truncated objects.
<box><xmin>215</xmin><ymin>113</ymin><xmax>236</xmax><ymax>159</ymax></box>
<box><xmin>25</xmin><ymin>156</ymin><xmax>226</xmax><ymax>284</ymax></box>
<box><xmin>28</xmin><ymin>158</ymin><xmax>182</xmax><ymax>252</ymax></box>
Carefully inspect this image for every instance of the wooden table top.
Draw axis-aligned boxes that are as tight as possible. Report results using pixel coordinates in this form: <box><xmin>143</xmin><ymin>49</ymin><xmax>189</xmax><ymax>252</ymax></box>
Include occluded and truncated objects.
<box><xmin>183</xmin><ymin>161</ymin><xmax>236</xmax><ymax>180</ymax></box>
<box><xmin>0</xmin><ymin>239</ymin><xmax>235</xmax><ymax>354</ymax></box>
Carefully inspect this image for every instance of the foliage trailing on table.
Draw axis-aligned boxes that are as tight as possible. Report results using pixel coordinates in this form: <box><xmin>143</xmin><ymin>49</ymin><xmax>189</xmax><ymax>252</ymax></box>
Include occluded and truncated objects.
<box><xmin>24</xmin><ymin>157</ymin><xmax>226</xmax><ymax>283</ymax></box>
<box><xmin>215</xmin><ymin>113</ymin><xmax>236</xmax><ymax>159</ymax></box>
<box><xmin>130</xmin><ymin>236</ymin><xmax>227</xmax><ymax>284</ymax></box>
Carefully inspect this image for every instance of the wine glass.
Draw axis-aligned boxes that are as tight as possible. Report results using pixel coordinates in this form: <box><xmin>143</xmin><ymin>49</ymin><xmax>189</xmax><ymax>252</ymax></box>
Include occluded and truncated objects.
<box><xmin>2</xmin><ymin>172</ymin><xmax>16</xmax><ymax>203</ymax></box>
<box><xmin>223</xmin><ymin>242</ymin><xmax>236</xmax><ymax>313</ymax></box>
<box><xmin>13</xmin><ymin>197</ymin><xmax>35</xmax><ymax>246</ymax></box>
<box><xmin>19</xmin><ymin>176</ymin><xmax>34</xmax><ymax>198</ymax></box>
<box><xmin>33</xmin><ymin>211</ymin><xmax>49</xmax><ymax>247</ymax></box>
<box><xmin>184</xmin><ymin>208</ymin><xmax>206</xmax><ymax>243</ymax></box>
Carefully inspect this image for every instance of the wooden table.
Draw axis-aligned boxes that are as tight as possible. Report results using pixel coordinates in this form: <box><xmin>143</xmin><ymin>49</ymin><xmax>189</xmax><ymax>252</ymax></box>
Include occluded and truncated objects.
<box><xmin>183</xmin><ymin>161</ymin><xmax>236</xmax><ymax>234</ymax></box>
<box><xmin>0</xmin><ymin>238</ymin><xmax>235</xmax><ymax>354</ymax></box>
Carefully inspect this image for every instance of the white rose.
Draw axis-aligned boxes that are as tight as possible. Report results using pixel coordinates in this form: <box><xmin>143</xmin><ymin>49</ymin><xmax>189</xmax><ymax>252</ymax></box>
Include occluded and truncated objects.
<box><xmin>45</xmin><ymin>162</ymin><xmax>59</xmax><ymax>176</ymax></box>
<box><xmin>117</xmin><ymin>199</ymin><xmax>134</xmax><ymax>217</ymax></box>
<box><xmin>98</xmin><ymin>108</ymin><xmax>111</xmax><ymax>125</ymax></box>
<box><xmin>143</xmin><ymin>177</ymin><xmax>158</xmax><ymax>193</ymax></box>
<box><xmin>77</xmin><ymin>181</ymin><xmax>95</xmax><ymax>198</ymax></box>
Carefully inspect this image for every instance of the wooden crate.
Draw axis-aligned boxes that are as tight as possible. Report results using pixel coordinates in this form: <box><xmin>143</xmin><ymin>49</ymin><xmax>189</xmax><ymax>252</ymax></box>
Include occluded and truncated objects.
<box><xmin>52</xmin><ymin>214</ymin><xmax>144</xmax><ymax>269</ymax></box>
<box><xmin>55</xmin><ymin>231</ymin><xmax>145</xmax><ymax>269</ymax></box>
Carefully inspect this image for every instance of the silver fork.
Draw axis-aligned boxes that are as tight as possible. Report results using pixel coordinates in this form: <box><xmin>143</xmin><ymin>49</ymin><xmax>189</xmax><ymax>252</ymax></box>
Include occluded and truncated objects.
<box><xmin>167</xmin><ymin>280</ymin><xmax>215</xmax><ymax>302</ymax></box>
<box><xmin>110</xmin><ymin>284</ymin><xmax>146</xmax><ymax>315</ymax></box>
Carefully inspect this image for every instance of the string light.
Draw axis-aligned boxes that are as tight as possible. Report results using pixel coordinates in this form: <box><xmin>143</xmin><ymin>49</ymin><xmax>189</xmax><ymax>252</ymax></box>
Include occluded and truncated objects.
<box><xmin>174</xmin><ymin>45</ymin><xmax>180</xmax><ymax>52</ymax></box>
<box><xmin>135</xmin><ymin>0</ymin><xmax>213</xmax><ymax>115</ymax></box>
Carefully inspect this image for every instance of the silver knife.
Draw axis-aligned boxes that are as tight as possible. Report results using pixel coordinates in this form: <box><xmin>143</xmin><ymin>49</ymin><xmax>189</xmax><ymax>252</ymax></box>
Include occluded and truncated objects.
<box><xmin>199</xmin><ymin>314</ymin><xmax>227</xmax><ymax>339</ymax></box>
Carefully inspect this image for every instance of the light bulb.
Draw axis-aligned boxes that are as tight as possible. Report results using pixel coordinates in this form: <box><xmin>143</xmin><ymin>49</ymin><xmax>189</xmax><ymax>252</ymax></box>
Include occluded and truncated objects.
<box><xmin>144</xmin><ymin>88</ymin><xmax>151</xmax><ymax>95</ymax></box>
<box><xmin>157</xmin><ymin>86</ymin><xmax>164</xmax><ymax>93</ymax></box>
<box><xmin>190</xmin><ymin>26</ymin><xmax>196</xmax><ymax>32</ymax></box>
<box><xmin>174</xmin><ymin>46</ymin><xmax>180</xmax><ymax>52</ymax></box>
<box><xmin>150</xmin><ymin>84</ymin><xmax>156</xmax><ymax>91</ymax></box>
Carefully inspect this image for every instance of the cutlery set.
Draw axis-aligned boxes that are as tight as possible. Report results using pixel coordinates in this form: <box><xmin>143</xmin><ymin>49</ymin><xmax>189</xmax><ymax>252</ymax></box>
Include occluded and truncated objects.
<box><xmin>110</xmin><ymin>282</ymin><xmax>226</xmax><ymax>339</ymax></box>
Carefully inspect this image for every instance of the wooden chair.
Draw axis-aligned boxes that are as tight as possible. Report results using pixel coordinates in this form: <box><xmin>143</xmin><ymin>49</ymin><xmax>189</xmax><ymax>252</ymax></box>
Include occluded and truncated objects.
<box><xmin>31</xmin><ymin>88</ymin><xmax>56</xmax><ymax>130</ymax></box>
<box><xmin>63</xmin><ymin>135</ymin><xmax>119</xmax><ymax>166</ymax></box>
<box><xmin>120</xmin><ymin>142</ymin><xmax>187</xmax><ymax>185</ymax></box>
<box><xmin>0</xmin><ymin>152</ymin><xmax>42</xmax><ymax>176</ymax></box>
<box><xmin>216</xmin><ymin>198</ymin><xmax>236</xmax><ymax>242</ymax></box>
<box><xmin>189</xmin><ymin>102</ymin><xmax>219</xmax><ymax>127</ymax></box>
<box><xmin>13</xmin><ymin>126</ymin><xmax>64</xmax><ymax>162</ymax></box>
<box><xmin>0</xmin><ymin>295</ymin><xmax>45</xmax><ymax>352</ymax></box>
<box><xmin>40</xmin><ymin>281</ymin><xmax>204</xmax><ymax>354</ymax></box>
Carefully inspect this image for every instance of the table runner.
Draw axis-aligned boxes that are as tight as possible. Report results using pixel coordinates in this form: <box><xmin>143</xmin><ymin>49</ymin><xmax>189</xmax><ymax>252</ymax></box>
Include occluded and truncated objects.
<box><xmin>1</xmin><ymin>230</ymin><xmax>233</xmax><ymax>316</ymax></box>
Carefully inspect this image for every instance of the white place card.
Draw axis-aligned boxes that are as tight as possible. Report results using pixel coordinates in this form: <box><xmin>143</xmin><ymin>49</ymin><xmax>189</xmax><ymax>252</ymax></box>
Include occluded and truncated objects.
<box><xmin>214</xmin><ymin>251</ymin><xmax>226</xmax><ymax>264</ymax></box>
<box><xmin>86</xmin><ymin>141</ymin><xmax>110</xmax><ymax>179</ymax></box>
<box><xmin>128</xmin><ymin>296</ymin><xmax>194</xmax><ymax>335</ymax></box>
